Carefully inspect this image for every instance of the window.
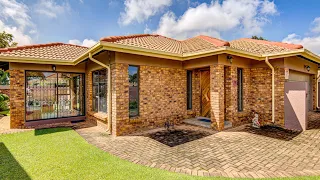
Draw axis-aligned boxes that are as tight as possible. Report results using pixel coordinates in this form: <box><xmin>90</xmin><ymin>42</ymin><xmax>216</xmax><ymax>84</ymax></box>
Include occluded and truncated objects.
<box><xmin>26</xmin><ymin>71</ymin><xmax>85</xmax><ymax>121</ymax></box>
<box><xmin>187</xmin><ymin>70</ymin><xmax>192</xmax><ymax>110</ymax></box>
<box><xmin>129</xmin><ymin>66</ymin><xmax>139</xmax><ymax>117</ymax></box>
<box><xmin>92</xmin><ymin>69</ymin><xmax>108</xmax><ymax>113</ymax></box>
<box><xmin>237</xmin><ymin>68</ymin><xmax>243</xmax><ymax>112</ymax></box>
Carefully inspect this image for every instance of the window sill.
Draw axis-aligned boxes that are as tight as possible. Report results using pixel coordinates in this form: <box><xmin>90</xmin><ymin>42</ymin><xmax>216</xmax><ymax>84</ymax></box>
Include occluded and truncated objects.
<box><xmin>88</xmin><ymin>111</ymin><xmax>108</xmax><ymax>121</ymax></box>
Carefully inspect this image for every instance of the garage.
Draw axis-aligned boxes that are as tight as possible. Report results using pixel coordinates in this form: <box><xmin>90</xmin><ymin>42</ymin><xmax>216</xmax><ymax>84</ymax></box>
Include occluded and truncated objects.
<box><xmin>285</xmin><ymin>70</ymin><xmax>313</xmax><ymax>131</ymax></box>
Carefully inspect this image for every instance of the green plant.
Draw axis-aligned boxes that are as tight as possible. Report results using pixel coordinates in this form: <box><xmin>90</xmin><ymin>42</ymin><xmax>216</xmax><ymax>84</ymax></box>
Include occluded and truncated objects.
<box><xmin>0</xmin><ymin>70</ymin><xmax>9</xmax><ymax>85</ymax></box>
<box><xmin>0</xmin><ymin>93</ymin><xmax>9</xmax><ymax>111</ymax></box>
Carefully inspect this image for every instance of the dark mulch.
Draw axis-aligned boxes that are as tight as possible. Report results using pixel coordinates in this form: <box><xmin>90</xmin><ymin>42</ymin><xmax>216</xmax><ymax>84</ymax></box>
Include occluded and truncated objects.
<box><xmin>146</xmin><ymin>129</ymin><xmax>212</xmax><ymax>147</ymax></box>
<box><xmin>241</xmin><ymin>125</ymin><xmax>301</xmax><ymax>141</ymax></box>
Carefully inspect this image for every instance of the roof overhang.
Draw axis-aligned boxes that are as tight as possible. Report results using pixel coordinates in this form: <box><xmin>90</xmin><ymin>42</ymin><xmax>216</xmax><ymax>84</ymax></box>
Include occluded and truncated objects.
<box><xmin>1</xmin><ymin>41</ymin><xmax>320</xmax><ymax>66</ymax></box>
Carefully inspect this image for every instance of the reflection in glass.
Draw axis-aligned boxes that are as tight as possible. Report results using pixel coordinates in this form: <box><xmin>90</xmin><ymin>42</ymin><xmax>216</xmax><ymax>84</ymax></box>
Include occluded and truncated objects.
<box><xmin>26</xmin><ymin>71</ymin><xmax>84</xmax><ymax>121</ymax></box>
<box><xmin>129</xmin><ymin>66</ymin><xmax>139</xmax><ymax>117</ymax></box>
<box><xmin>92</xmin><ymin>69</ymin><xmax>107</xmax><ymax>113</ymax></box>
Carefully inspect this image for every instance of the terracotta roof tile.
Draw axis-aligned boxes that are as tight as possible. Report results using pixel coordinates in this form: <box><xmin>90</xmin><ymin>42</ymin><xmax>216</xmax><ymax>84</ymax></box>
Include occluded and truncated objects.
<box><xmin>101</xmin><ymin>34</ymin><xmax>225</xmax><ymax>55</ymax></box>
<box><xmin>230</xmin><ymin>38</ymin><xmax>303</xmax><ymax>54</ymax></box>
<box><xmin>0</xmin><ymin>34</ymin><xmax>307</xmax><ymax>62</ymax></box>
<box><xmin>0</xmin><ymin>43</ymin><xmax>88</xmax><ymax>61</ymax></box>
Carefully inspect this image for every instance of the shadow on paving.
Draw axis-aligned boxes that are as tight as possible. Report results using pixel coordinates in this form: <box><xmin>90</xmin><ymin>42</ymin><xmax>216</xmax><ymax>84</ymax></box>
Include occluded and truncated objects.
<box><xmin>235</xmin><ymin>125</ymin><xmax>301</xmax><ymax>141</ymax></box>
<box><xmin>0</xmin><ymin>143</ymin><xmax>31</xmax><ymax>180</ymax></box>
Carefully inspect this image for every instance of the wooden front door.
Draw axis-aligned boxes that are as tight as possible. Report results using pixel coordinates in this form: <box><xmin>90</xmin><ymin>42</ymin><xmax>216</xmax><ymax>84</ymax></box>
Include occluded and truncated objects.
<box><xmin>201</xmin><ymin>70</ymin><xmax>211</xmax><ymax>117</ymax></box>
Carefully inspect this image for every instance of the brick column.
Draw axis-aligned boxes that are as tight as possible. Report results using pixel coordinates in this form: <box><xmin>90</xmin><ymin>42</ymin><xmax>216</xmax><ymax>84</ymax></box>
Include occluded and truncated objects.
<box><xmin>10</xmin><ymin>70</ymin><xmax>25</xmax><ymax>128</ymax></box>
<box><xmin>111</xmin><ymin>63</ymin><xmax>129</xmax><ymax>136</ymax></box>
<box><xmin>210</xmin><ymin>65</ymin><xmax>225</xmax><ymax>131</ymax></box>
<box><xmin>312</xmin><ymin>74</ymin><xmax>318</xmax><ymax>110</ymax></box>
<box><xmin>191</xmin><ymin>69</ymin><xmax>201</xmax><ymax>116</ymax></box>
<box><xmin>275</xmin><ymin>67</ymin><xmax>285</xmax><ymax>126</ymax></box>
<box><xmin>225</xmin><ymin>66</ymin><xmax>238</xmax><ymax>125</ymax></box>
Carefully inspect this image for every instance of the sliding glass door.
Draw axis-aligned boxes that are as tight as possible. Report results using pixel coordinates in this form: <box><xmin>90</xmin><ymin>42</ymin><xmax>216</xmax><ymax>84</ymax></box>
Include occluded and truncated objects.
<box><xmin>26</xmin><ymin>71</ymin><xmax>85</xmax><ymax>121</ymax></box>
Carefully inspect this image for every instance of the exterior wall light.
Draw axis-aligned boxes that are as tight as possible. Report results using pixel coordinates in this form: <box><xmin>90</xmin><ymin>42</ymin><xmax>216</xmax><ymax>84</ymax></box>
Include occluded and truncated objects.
<box><xmin>304</xmin><ymin>65</ymin><xmax>310</xmax><ymax>72</ymax></box>
<box><xmin>227</xmin><ymin>55</ymin><xmax>233</xmax><ymax>64</ymax></box>
<box><xmin>52</xmin><ymin>65</ymin><xmax>56</xmax><ymax>71</ymax></box>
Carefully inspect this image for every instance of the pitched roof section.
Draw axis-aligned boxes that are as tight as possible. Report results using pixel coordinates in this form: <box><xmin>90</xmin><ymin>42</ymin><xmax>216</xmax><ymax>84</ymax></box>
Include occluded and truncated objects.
<box><xmin>230</xmin><ymin>38</ymin><xmax>303</xmax><ymax>55</ymax></box>
<box><xmin>0</xmin><ymin>43</ymin><xmax>88</xmax><ymax>61</ymax></box>
<box><xmin>100</xmin><ymin>34</ymin><xmax>229</xmax><ymax>55</ymax></box>
<box><xmin>0</xmin><ymin>34</ymin><xmax>308</xmax><ymax>63</ymax></box>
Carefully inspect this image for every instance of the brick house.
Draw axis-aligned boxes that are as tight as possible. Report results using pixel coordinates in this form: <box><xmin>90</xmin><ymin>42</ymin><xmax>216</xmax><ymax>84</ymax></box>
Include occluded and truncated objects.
<box><xmin>0</xmin><ymin>34</ymin><xmax>319</xmax><ymax>135</ymax></box>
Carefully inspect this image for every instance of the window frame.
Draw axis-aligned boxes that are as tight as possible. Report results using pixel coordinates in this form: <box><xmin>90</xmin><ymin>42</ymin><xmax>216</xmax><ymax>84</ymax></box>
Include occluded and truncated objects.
<box><xmin>92</xmin><ymin>69</ymin><xmax>108</xmax><ymax>113</ymax></box>
<box><xmin>128</xmin><ymin>65</ymin><xmax>140</xmax><ymax>118</ymax></box>
<box><xmin>237</xmin><ymin>68</ymin><xmax>243</xmax><ymax>112</ymax></box>
<box><xmin>187</xmin><ymin>70</ymin><xmax>192</xmax><ymax>110</ymax></box>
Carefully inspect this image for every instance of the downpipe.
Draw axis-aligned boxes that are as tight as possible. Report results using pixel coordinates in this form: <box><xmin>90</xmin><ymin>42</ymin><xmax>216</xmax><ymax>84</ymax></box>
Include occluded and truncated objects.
<box><xmin>265</xmin><ymin>56</ymin><xmax>275</xmax><ymax>123</ymax></box>
<box><xmin>89</xmin><ymin>53</ymin><xmax>112</xmax><ymax>134</ymax></box>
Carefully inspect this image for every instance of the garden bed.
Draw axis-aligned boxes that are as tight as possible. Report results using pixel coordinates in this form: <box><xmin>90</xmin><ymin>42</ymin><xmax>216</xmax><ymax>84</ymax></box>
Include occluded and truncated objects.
<box><xmin>141</xmin><ymin>125</ymin><xmax>214</xmax><ymax>147</ymax></box>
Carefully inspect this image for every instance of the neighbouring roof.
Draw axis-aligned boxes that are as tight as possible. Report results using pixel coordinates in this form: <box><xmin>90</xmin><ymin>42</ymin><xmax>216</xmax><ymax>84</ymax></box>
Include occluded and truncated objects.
<box><xmin>0</xmin><ymin>34</ymin><xmax>317</xmax><ymax>65</ymax></box>
<box><xmin>0</xmin><ymin>43</ymin><xmax>88</xmax><ymax>61</ymax></box>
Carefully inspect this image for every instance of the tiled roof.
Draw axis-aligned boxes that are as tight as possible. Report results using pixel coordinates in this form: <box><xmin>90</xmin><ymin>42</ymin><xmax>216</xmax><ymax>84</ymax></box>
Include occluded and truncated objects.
<box><xmin>230</xmin><ymin>38</ymin><xmax>303</xmax><ymax>54</ymax></box>
<box><xmin>100</xmin><ymin>34</ymin><xmax>229</xmax><ymax>55</ymax></box>
<box><xmin>0</xmin><ymin>43</ymin><xmax>88</xmax><ymax>61</ymax></box>
<box><xmin>0</xmin><ymin>34</ymin><xmax>306</xmax><ymax>63</ymax></box>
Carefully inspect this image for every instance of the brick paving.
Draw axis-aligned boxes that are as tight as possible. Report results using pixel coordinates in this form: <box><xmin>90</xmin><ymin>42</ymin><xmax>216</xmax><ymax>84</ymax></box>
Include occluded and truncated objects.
<box><xmin>76</xmin><ymin>112</ymin><xmax>320</xmax><ymax>178</ymax></box>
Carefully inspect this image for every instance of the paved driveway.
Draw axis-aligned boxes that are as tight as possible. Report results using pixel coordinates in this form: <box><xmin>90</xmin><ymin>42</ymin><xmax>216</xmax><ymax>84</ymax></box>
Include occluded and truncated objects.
<box><xmin>79</xmin><ymin>113</ymin><xmax>320</xmax><ymax>178</ymax></box>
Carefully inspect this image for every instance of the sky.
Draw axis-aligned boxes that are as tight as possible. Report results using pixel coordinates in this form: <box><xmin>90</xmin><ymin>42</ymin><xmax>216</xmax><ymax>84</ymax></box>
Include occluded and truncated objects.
<box><xmin>1</xmin><ymin>0</ymin><xmax>320</xmax><ymax>54</ymax></box>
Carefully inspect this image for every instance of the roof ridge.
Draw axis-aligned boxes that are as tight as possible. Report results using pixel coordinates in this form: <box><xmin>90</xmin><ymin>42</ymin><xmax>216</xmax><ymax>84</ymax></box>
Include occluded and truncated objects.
<box><xmin>100</xmin><ymin>34</ymin><xmax>155</xmax><ymax>42</ymax></box>
<box><xmin>0</xmin><ymin>42</ymin><xmax>87</xmax><ymax>53</ymax></box>
<box><xmin>239</xmin><ymin>38</ymin><xmax>303</xmax><ymax>50</ymax></box>
<box><xmin>195</xmin><ymin>35</ymin><xmax>230</xmax><ymax>47</ymax></box>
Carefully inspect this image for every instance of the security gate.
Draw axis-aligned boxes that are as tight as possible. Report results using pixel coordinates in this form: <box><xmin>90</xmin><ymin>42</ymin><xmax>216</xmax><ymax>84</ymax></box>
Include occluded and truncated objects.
<box><xmin>25</xmin><ymin>71</ymin><xmax>85</xmax><ymax>121</ymax></box>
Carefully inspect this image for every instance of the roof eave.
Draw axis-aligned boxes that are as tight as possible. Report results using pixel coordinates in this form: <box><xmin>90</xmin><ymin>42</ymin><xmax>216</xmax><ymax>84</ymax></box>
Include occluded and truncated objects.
<box><xmin>0</xmin><ymin>56</ymin><xmax>75</xmax><ymax>65</ymax></box>
<box><xmin>262</xmin><ymin>49</ymin><xmax>320</xmax><ymax>64</ymax></box>
<box><xmin>100</xmin><ymin>41</ymin><xmax>184</xmax><ymax>61</ymax></box>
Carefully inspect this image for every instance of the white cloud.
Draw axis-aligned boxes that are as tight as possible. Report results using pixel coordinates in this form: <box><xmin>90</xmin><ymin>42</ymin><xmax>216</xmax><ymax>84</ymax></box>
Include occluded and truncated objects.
<box><xmin>260</xmin><ymin>0</ymin><xmax>277</xmax><ymax>14</ymax></box>
<box><xmin>0</xmin><ymin>0</ymin><xmax>34</xmax><ymax>45</ymax></box>
<box><xmin>311</xmin><ymin>17</ymin><xmax>320</xmax><ymax>34</ymax></box>
<box><xmin>153</xmin><ymin>0</ymin><xmax>277</xmax><ymax>39</ymax></box>
<box><xmin>34</xmin><ymin>0</ymin><xmax>70</xmax><ymax>18</ymax></box>
<box><xmin>282</xmin><ymin>17</ymin><xmax>320</xmax><ymax>55</ymax></box>
<box><xmin>0</xmin><ymin>20</ymin><xmax>33</xmax><ymax>45</ymax></box>
<box><xmin>68</xmin><ymin>39</ymin><xmax>97</xmax><ymax>47</ymax></box>
<box><xmin>119</xmin><ymin>0</ymin><xmax>172</xmax><ymax>25</ymax></box>
<box><xmin>283</xmin><ymin>34</ymin><xmax>320</xmax><ymax>55</ymax></box>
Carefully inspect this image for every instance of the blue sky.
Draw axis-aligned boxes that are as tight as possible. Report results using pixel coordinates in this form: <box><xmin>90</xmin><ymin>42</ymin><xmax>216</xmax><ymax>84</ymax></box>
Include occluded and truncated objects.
<box><xmin>1</xmin><ymin>0</ymin><xmax>320</xmax><ymax>53</ymax></box>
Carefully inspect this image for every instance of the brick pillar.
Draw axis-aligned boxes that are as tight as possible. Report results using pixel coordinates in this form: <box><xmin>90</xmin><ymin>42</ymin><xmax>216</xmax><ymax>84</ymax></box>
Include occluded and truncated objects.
<box><xmin>275</xmin><ymin>67</ymin><xmax>285</xmax><ymax>126</ymax></box>
<box><xmin>210</xmin><ymin>65</ymin><xmax>225</xmax><ymax>131</ymax></box>
<box><xmin>225</xmin><ymin>66</ymin><xmax>238</xmax><ymax>125</ymax></box>
<box><xmin>10</xmin><ymin>70</ymin><xmax>25</xmax><ymax>128</ymax></box>
<box><xmin>192</xmin><ymin>69</ymin><xmax>201</xmax><ymax>116</ymax></box>
<box><xmin>111</xmin><ymin>63</ymin><xmax>129</xmax><ymax>136</ymax></box>
<box><xmin>86</xmin><ymin>71</ymin><xmax>93</xmax><ymax>115</ymax></box>
<box><xmin>312</xmin><ymin>74</ymin><xmax>318</xmax><ymax>110</ymax></box>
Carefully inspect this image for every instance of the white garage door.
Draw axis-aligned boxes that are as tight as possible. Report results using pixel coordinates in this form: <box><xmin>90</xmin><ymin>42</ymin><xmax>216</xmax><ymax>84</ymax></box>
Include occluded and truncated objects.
<box><xmin>289</xmin><ymin>70</ymin><xmax>313</xmax><ymax>111</ymax></box>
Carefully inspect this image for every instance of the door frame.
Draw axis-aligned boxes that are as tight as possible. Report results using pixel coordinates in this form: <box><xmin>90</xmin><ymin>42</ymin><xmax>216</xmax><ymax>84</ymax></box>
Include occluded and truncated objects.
<box><xmin>24</xmin><ymin>70</ymin><xmax>86</xmax><ymax>122</ymax></box>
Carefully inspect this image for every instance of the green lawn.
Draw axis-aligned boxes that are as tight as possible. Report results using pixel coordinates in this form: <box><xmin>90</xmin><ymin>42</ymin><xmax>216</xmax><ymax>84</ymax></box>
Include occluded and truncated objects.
<box><xmin>0</xmin><ymin>128</ymin><xmax>318</xmax><ymax>180</ymax></box>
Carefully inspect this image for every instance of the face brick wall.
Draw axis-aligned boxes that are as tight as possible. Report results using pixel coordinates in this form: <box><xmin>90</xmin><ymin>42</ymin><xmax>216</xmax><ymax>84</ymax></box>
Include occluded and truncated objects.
<box><xmin>250</xmin><ymin>67</ymin><xmax>285</xmax><ymax>127</ymax></box>
<box><xmin>210</xmin><ymin>65</ymin><xmax>225</xmax><ymax>130</ymax></box>
<box><xmin>189</xmin><ymin>69</ymin><xmax>201</xmax><ymax>117</ymax></box>
<box><xmin>10</xmin><ymin>69</ymin><xmax>25</xmax><ymax>128</ymax></box>
<box><xmin>111</xmin><ymin>63</ymin><xmax>187</xmax><ymax>136</ymax></box>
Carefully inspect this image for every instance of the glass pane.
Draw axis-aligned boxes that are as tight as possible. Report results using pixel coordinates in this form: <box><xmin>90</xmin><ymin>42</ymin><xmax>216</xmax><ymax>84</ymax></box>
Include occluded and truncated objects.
<box><xmin>92</xmin><ymin>69</ymin><xmax>108</xmax><ymax>113</ymax></box>
<box><xmin>129</xmin><ymin>66</ymin><xmax>139</xmax><ymax>117</ymax></box>
<box><xmin>26</xmin><ymin>71</ymin><xmax>85</xmax><ymax>121</ymax></box>
<box><xmin>26</xmin><ymin>72</ymin><xmax>57</xmax><ymax>121</ymax></box>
